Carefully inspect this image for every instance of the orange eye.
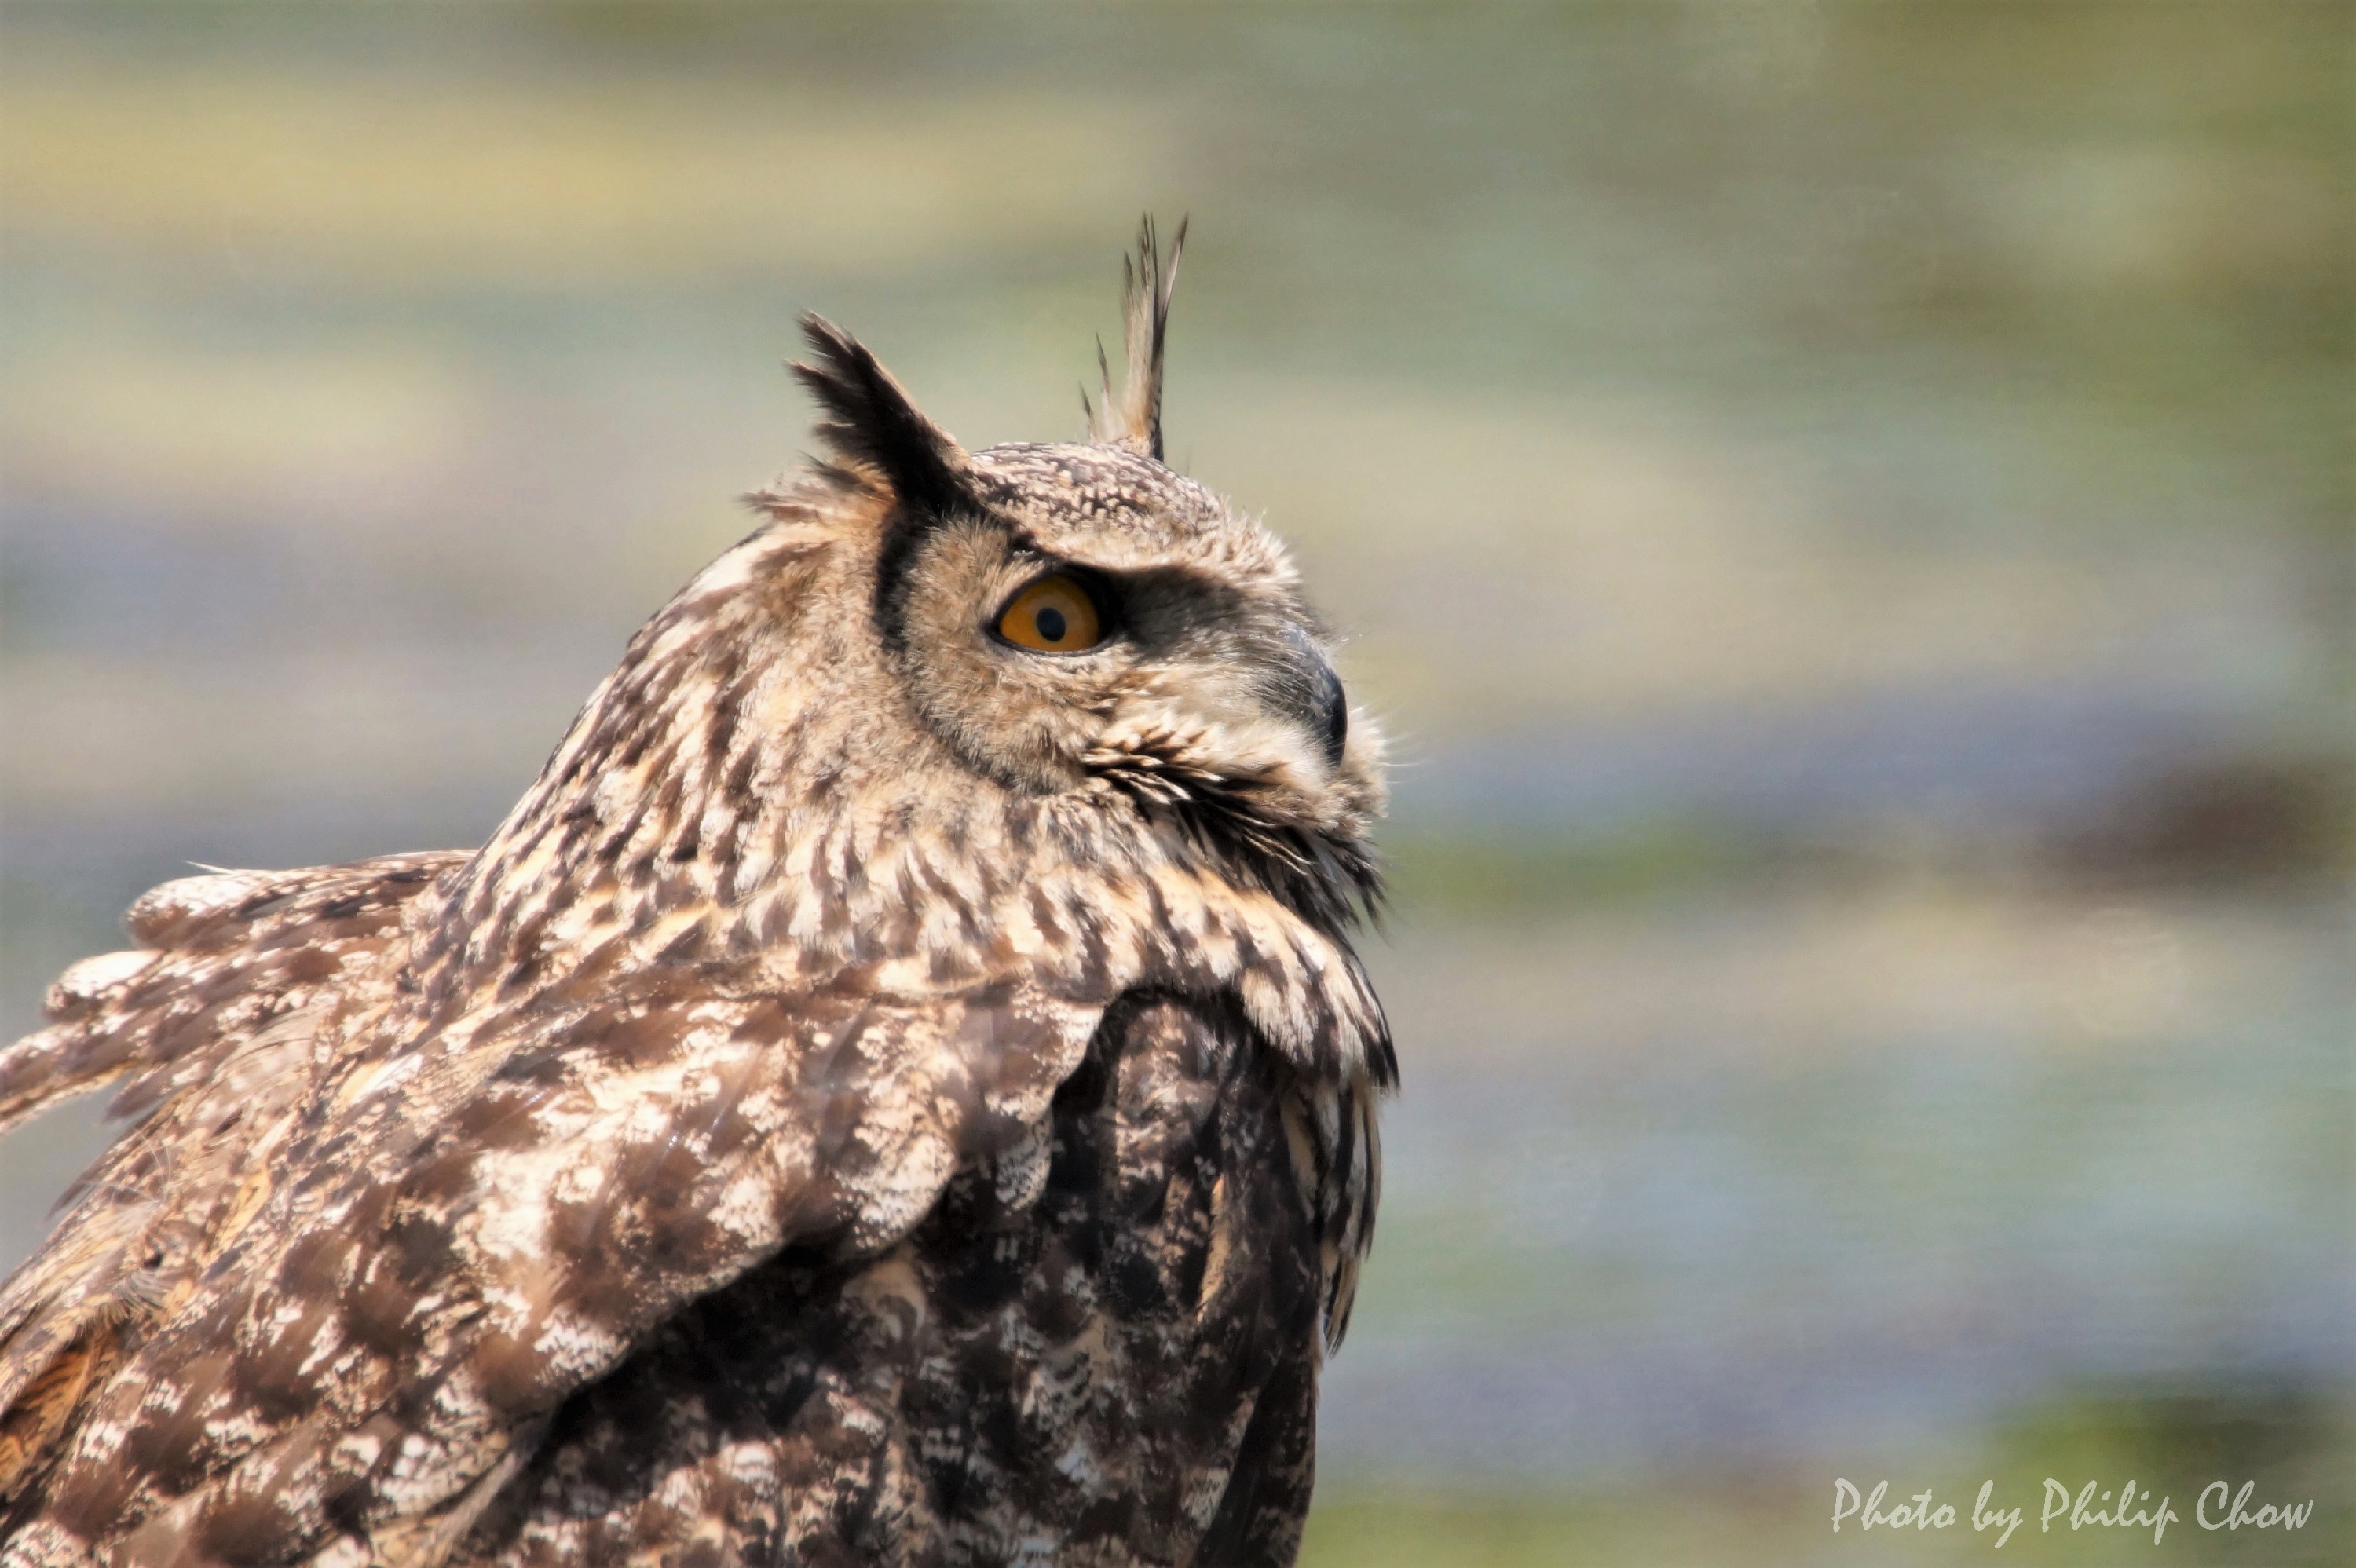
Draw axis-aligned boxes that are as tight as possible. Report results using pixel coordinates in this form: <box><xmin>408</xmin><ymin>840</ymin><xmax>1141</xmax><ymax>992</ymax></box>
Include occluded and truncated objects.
<box><xmin>995</xmin><ymin>574</ymin><xmax>1105</xmax><ymax>653</ymax></box>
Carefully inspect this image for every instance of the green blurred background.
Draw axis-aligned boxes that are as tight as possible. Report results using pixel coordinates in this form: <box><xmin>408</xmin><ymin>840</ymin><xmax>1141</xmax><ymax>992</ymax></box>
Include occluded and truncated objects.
<box><xmin>1</xmin><ymin>4</ymin><xmax>2348</xmax><ymax>1563</ymax></box>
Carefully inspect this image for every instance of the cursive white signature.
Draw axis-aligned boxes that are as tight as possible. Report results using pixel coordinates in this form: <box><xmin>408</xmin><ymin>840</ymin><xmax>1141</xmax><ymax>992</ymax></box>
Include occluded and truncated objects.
<box><xmin>1831</xmin><ymin>1478</ymin><xmax>2314</xmax><ymax>1548</ymax></box>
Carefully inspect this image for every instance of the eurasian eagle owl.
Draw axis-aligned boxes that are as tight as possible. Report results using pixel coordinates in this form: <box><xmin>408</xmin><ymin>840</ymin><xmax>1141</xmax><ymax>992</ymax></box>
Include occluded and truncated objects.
<box><xmin>0</xmin><ymin>221</ymin><xmax>1392</xmax><ymax>1566</ymax></box>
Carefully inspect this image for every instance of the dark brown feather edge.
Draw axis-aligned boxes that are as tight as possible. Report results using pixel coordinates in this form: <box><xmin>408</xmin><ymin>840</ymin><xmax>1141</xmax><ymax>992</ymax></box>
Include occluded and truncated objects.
<box><xmin>789</xmin><ymin>313</ymin><xmax>972</xmax><ymax>518</ymax></box>
<box><xmin>789</xmin><ymin>313</ymin><xmax>990</xmax><ymax>647</ymax></box>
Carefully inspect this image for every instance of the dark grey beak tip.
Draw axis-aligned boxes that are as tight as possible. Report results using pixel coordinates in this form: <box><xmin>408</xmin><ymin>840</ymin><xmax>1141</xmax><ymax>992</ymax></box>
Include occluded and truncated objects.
<box><xmin>1315</xmin><ymin>662</ymin><xmax>1349</xmax><ymax>768</ymax></box>
<box><xmin>1267</xmin><ymin>623</ymin><xmax>1348</xmax><ymax>769</ymax></box>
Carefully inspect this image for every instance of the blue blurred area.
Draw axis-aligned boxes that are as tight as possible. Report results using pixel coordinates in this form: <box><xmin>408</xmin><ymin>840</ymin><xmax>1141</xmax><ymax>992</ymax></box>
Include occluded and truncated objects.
<box><xmin>1</xmin><ymin>4</ymin><xmax>2347</xmax><ymax>1559</ymax></box>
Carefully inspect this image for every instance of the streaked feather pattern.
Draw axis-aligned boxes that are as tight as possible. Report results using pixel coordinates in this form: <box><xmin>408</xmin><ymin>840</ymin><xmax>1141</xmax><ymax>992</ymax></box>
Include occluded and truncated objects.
<box><xmin>0</xmin><ymin>223</ymin><xmax>1388</xmax><ymax>1567</ymax></box>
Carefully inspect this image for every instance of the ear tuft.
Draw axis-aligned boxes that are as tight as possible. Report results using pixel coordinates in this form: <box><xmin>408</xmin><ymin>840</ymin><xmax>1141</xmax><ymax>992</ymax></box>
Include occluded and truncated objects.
<box><xmin>1086</xmin><ymin>215</ymin><xmax>1186</xmax><ymax>462</ymax></box>
<box><xmin>792</xmin><ymin>315</ymin><xmax>973</xmax><ymax>516</ymax></box>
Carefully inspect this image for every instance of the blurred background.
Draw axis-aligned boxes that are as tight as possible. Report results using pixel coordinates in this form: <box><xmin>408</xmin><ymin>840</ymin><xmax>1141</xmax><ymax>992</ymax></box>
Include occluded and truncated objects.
<box><xmin>1</xmin><ymin>4</ymin><xmax>2348</xmax><ymax>1563</ymax></box>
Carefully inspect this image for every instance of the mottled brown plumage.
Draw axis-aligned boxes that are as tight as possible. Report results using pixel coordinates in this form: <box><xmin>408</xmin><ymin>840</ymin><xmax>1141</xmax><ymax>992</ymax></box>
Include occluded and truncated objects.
<box><xmin>0</xmin><ymin>221</ymin><xmax>1390</xmax><ymax>1566</ymax></box>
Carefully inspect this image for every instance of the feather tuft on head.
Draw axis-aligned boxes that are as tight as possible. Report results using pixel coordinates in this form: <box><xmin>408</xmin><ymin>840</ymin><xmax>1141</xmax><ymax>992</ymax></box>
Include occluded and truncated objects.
<box><xmin>792</xmin><ymin>314</ymin><xmax>973</xmax><ymax>517</ymax></box>
<box><xmin>1083</xmin><ymin>214</ymin><xmax>1187</xmax><ymax>462</ymax></box>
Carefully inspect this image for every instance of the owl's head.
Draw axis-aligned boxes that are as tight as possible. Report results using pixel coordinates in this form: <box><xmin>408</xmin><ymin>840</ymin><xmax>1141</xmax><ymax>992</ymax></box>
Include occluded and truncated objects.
<box><xmin>748</xmin><ymin>221</ymin><xmax>1382</xmax><ymax>930</ymax></box>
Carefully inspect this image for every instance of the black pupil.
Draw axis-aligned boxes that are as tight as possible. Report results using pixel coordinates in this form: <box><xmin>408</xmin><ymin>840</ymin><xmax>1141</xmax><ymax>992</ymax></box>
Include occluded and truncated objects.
<box><xmin>1034</xmin><ymin>605</ymin><xmax>1068</xmax><ymax>642</ymax></box>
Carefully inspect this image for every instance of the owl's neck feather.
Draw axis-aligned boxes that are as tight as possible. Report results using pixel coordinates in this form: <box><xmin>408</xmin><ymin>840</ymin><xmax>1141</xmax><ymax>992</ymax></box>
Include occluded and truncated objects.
<box><xmin>415</xmin><ymin>520</ymin><xmax>1390</xmax><ymax>1087</ymax></box>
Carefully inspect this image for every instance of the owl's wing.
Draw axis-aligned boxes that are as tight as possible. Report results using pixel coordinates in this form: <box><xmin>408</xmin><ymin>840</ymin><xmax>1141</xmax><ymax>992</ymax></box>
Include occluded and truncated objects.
<box><xmin>0</xmin><ymin>855</ymin><xmax>463</xmax><ymax>1143</ymax></box>
<box><xmin>0</xmin><ymin>855</ymin><xmax>464</xmax><ymax>1508</ymax></box>
<box><xmin>8</xmin><ymin>954</ymin><xmax>1100</xmax><ymax>1563</ymax></box>
<box><xmin>450</xmin><ymin>989</ymin><xmax>1363</xmax><ymax>1568</ymax></box>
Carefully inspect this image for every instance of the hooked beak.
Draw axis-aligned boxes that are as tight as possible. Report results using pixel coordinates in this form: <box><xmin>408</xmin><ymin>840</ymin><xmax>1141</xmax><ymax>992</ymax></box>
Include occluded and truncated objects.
<box><xmin>1256</xmin><ymin>623</ymin><xmax>1349</xmax><ymax>769</ymax></box>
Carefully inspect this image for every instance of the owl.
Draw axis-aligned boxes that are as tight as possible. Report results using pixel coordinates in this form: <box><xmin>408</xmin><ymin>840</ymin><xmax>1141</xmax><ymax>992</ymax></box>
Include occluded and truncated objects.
<box><xmin>0</xmin><ymin>221</ymin><xmax>1391</xmax><ymax>1567</ymax></box>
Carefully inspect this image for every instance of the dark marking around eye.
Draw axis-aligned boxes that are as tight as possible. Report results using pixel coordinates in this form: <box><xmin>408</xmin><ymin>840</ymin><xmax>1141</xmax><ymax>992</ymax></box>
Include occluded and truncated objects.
<box><xmin>1035</xmin><ymin>607</ymin><xmax>1067</xmax><ymax>643</ymax></box>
